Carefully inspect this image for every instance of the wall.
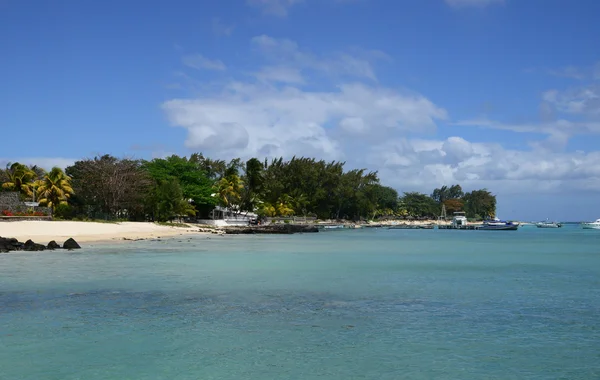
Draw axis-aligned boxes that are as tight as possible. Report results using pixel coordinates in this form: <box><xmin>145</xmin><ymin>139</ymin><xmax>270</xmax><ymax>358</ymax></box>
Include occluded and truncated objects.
<box><xmin>0</xmin><ymin>192</ymin><xmax>53</xmax><ymax>217</ymax></box>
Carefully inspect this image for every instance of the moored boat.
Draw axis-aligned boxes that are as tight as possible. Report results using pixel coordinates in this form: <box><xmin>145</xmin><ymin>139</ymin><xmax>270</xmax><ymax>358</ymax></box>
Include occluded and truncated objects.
<box><xmin>536</xmin><ymin>219</ymin><xmax>562</xmax><ymax>228</ymax></box>
<box><xmin>478</xmin><ymin>217</ymin><xmax>519</xmax><ymax>231</ymax></box>
<box><xmin>581</xmin><ymin>219</ymin><xmax>600</xmax><ymax>230</ymax></box>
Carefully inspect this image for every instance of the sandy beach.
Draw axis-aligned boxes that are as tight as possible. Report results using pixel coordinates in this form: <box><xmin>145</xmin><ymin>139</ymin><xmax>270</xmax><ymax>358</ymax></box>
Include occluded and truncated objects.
<box><xmin>0</xmin><ymin>221</ymin><xmax>204</xmax><ymax>244</ymax></box>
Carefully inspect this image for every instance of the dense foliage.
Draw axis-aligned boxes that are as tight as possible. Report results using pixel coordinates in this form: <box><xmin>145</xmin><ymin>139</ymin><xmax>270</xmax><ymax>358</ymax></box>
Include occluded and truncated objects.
<box><xmin>1</xmin><ymin>155</ymin><xmax>497</xmax><ymax>221</ymax></box>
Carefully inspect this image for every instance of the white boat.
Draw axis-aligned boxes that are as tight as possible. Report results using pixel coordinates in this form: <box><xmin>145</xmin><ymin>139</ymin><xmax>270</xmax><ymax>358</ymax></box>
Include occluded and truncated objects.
<box><xmin>451</xmin><ymin>212</ymin><xmax>468</xmax><ymax>228</ymax></box>
<box><xmin>322</xmin><ymin>224</ymin><xmax>345</xmax><ymax>230</ymax></box>
<box><xmin>478</xmin><ymin>217</ymin><xmax>519</xmax><ymax>231</ymax></box>
<box><xmin>536</xmin><ymin>219</ymin><xmax>562</xmax><ymax>228</ymax></box>
<box><xmin>581</xmin><ymin>219</ymin><xmax>600</xmax><ymax>230</ymax></box>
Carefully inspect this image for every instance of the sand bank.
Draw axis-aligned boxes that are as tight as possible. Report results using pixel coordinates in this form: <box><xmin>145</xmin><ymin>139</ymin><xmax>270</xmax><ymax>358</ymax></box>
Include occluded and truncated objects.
<box><xmin>0</xmin><ymin>221</ymin><xmax>204</xmax><ymax>243</ymax></box>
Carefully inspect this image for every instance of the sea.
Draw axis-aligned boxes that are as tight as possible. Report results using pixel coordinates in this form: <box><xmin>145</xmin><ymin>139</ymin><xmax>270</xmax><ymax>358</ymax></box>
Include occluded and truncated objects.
<box><xmin>1</xmin><ymin>225</ymin><xmax>600</xmax><ymax>379</ymax></box>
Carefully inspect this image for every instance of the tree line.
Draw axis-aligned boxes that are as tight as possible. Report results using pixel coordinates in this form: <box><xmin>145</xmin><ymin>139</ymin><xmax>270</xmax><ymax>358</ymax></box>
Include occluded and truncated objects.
<box><xmin>1</xmin><ymin>154</ymin><xmax>496</xmax><ymax>221</ymax></box>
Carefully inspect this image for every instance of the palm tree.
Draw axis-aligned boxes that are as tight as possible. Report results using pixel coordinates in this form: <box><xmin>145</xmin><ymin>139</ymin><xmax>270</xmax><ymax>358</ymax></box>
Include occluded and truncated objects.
<box><xmin>2</xmin><ymin>162</ymin><xmax>36</xmax><ymax>198</ymax></box>
<box><xmin>35</xmin><ymin>167</ymin><xmax>74</xmax><ymax>211</ymax></box>
<box><xmin>214</xmin><ymin>175</ymin><xmax>244</xmax><ymax>212</ymax></box>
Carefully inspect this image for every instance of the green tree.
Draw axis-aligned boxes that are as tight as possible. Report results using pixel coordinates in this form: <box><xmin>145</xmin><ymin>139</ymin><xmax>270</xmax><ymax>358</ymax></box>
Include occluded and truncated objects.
<box><xmin>400</xmin><ymin>192</ymin><xmax>440</xmax><ymax>218</ymax></box>
<box><xmin>144</xmin><ymin>155</ymin><xmax>215</xmax><ymax>210</ymax></box>
<box><xmin>148</xmin><ymin>180</ymin><xmax>196</xmax><ymax>222</ymax></box>
<box><xmin>35</xmin><ymin>167</ymin><xmax>74</xmax><ymax>211</ymax></box>
<box><xmin>2</xmin><ymin>162</ymin><xmax>37</xmax><ymax>198</ymax></box>
<box><xmin>463</xmin><ymin>189</ymin><xmax>496</xmax><ymax>219</ymax></box>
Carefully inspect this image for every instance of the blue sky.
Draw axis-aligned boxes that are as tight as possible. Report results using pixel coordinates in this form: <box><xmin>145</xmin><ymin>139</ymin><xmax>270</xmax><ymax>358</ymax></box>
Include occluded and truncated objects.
<box><xmin>1</xmin><ymin>0</ymin><xmax>599</xmax><ymax>221</ymax></box>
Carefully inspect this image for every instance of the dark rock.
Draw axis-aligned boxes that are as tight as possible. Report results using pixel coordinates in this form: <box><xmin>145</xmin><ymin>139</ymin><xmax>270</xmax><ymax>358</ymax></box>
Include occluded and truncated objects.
<box><xmin>47</xmin><ymin>240</ymin><xmax>61</xmax><ymax>249</ymax></box>
<box><xmin>23</xmin><ymin>239</ymin><xmax>46</xmax><ymax>251</ymax></box>
<box><xmin>63</xmin><ymin>238</ymin><xmax>81</xmax><ymax>250</ymax></box>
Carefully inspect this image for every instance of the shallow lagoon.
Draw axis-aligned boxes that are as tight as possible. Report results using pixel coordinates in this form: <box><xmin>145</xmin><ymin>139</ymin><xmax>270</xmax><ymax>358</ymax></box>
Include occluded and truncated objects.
<box><xmin>2</xmin><ymin>227</ymin><xmax>600</xmax><ymax>379</ymax></box>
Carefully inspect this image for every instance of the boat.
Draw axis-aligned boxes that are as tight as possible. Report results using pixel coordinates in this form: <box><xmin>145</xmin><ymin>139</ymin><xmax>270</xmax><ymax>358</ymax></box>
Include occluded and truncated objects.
<box><xmin>451</xmin><ymin>211</ymin><xmax>468</xmax><ymax>228</ymax></box>
<box><xmin>478</xmin><ymin>217</ymin><xmax>519</xmax><ymax>231</ymax></box>
<box><xmin>322</xmin><ymin>224</ymin><xmax>345</xmax><ymax>230</ymax></box>
<box><xmin>536</xmin><ymin>219</ymin><xmax>562</xmax><ymax>228</ymax></box>
<box><xmin>581</xmin><ymin>219</ymin><xmax>600</xmax><ymax>230</ymax></box>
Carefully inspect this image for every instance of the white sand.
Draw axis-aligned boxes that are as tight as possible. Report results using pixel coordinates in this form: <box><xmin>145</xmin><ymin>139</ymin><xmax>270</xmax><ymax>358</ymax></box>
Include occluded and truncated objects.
<box><xmin>0</xmin><ymin>221</ymin><xmax>204</xmax><ymax>244</ymax></box>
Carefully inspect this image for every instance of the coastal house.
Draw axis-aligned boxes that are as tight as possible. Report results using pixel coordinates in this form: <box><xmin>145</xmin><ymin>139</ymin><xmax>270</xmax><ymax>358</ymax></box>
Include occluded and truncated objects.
<box><xmin>0</xmin><ymin>192</ymin><xmax>52</xmax><ymax>220</ymax></box>
<box><xmin>200</xmin><ymin>205</ymin><xmax>258</xmax><ymax>226</ymax></box>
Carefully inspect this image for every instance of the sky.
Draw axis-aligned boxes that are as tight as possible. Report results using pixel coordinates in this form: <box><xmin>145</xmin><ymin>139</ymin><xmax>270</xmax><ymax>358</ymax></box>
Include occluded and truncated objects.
<box><xmin>1</xmin><ymin>0</ymin><xmax>599</xmax><ymax>221</ymax></box>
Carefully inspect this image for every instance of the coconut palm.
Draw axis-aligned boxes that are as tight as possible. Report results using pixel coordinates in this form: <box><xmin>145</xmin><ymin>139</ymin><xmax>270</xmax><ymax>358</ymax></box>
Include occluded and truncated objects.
<box><xmin>2</xmin><ymin>162</ymin><xmax>37</xmax><ymax>198</ymax></box>
<box><xmin>35</xmin><ymin>167</ymin><xmax>74</xmax><ymax>211</ymax></box>
<box><xmin>214</xmin><ymin>175</ymin><xmax>244</xmax><ymax>212</ymax></box>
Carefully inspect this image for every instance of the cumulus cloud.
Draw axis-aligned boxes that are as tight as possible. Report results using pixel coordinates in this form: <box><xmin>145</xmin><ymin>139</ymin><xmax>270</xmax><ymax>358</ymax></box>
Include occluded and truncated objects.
<box><xmin>164</xmin><ymin>36</ymin><xmax>600</xmax><ymax>199</ymax></box>
<box><xmin>162</xmin><ymin>82</ymin><xmax>446</xmax><ymax>160</ymax></box>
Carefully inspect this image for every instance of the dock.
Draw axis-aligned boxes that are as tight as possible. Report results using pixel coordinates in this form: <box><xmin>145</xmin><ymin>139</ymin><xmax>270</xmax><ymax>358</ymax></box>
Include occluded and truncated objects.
<box><xmin>438</xmin><ymin>225</ymin><xmax>480</xmax><ymax>230</ymax></box>
<box><xmin>388</xmin><ymin>224</ymin><xmax>434</xmax><ymax>230</ymax></box>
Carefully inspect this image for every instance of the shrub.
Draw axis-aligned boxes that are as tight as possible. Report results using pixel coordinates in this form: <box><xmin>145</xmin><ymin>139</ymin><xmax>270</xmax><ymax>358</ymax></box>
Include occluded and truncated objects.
<box><xmin>54</xmin><ymin>204</ymin><xmax>74</xmax><ymax>220</ymax></box>
<box><xmin>1</xmin><ymin>210</ymin><xmax>13</xmax><ymax>216</ymax></box>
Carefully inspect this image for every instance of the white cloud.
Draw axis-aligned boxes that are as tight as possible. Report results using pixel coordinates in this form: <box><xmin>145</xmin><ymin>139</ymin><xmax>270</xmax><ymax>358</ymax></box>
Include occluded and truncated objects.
<box><xmin>246</xmin><ymin>0</ymin><xmax>303</xmax><ymax>17</ymax></box>
<box><xmin>445</xmin><ymin>0</ymin><xmax>504</xmax><ymax>7</ymax></box>
<box><xmin>182</xmin><ymin>54</ymin><xmax>226</xmax><ymax>71</ymax></box>
<box><xmin>164</xmin><ymin>37</ymin><xmax>600</xmax><ymax>201</ymax></box>
<box><xmin>162</xmin><ymin>81</ymin><xmax>446</xmax><ymax>160</ymax></box>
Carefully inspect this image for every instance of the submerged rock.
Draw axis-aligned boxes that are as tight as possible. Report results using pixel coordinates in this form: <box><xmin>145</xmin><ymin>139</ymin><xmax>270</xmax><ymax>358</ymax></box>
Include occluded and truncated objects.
<box><xmin>63</xmin><ymin>238</ymin><xmax>81</xmax><ymax>250</ymax></box>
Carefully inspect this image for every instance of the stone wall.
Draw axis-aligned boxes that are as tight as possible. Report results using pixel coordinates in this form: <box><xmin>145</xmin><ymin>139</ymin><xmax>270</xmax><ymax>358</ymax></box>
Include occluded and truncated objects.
<box><xmin>0</xmin><ymin>192</ymin><xmax>53</xmax><ymax>217</ymax></box>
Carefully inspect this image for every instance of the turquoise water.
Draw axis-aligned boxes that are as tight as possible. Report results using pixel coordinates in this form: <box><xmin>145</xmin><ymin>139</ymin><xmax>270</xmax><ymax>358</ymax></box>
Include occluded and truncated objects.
<box><xmin>2</xmin><ymin>226</ymin><xmax>600</xmax><ymax>379</ymax></box>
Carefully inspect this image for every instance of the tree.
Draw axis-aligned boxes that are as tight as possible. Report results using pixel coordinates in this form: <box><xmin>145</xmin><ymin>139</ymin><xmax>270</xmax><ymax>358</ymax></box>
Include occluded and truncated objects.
<box><xmin>442</xmin><ymin>198</ymin><xmax>464</xmax><ymax>214</ymax></box>
<box><xmin>1</xmin><ymin>162</ymin><xmax>36</xmax><ymax>198</ymax></box>
<box><xmin>147</xmin><ymin>180</ymin><xmax>196</xmax><ymax>222</ymax></box>
<box><xmin>214</xmin><ymin>175</ymin><xmax>244</xmax><ymax>212</ymax></box>
<box><xmin>35</xmin><ymin>167</ymin><xmax>74</xmax><ymax>212</ymax></box>
<box><xmin>144</xmin><ymin>155</ymin><xmax>215</xmax><ymax>210</ymax></box>
<box><xmin>400</xmin><ymin>192</ymin><xmax>440</xmax><ymax>218</ymax></box>
<box><xmin>431</xmin><ymin>184</ymin><xmax>464</xmax><ymax>203</ymax></box>
<box><xmin>66</xmin><ymin>155</ymin><xmax>151</xmax><ymax>219</ymax></box>
<box><xmin>242</xmin><ymin>157</ymin><xmax>264</xmax><ymax>212</ymax></box>
<box><xmin>463</xmin><ymin>189</ymin><xmax>496</xmax><ymax>219</ymax></box>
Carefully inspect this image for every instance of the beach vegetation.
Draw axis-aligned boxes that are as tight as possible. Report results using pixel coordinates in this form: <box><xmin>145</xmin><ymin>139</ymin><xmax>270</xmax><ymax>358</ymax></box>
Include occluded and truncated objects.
<box><xmin>34</xmin><ymin>167</ymin><xmax>74</xmax><ymax>212</ymax></box>
<box><xmin>0</xmin><ymin>155</ymin><xmax>497</xmax><ymax>222</ymax></box>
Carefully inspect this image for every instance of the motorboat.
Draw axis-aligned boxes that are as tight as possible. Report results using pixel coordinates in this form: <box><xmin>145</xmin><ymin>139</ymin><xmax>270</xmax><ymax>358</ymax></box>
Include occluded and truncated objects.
<box><xmin>451</xmin><ymin>212</ymin><xmax>468</xmax><ymax>228</ymax></box>
<box><xmin>478</xmin><ymin>217</ymin><xmax>519</xmax><ymax>231</ymax></box>
<box><xmin>581</xmin><ymin>219</ymin><xmax>600</xmax><ymax>230</ymax></box>
<box><xmin>536</xmin><ymin>219</ymin><xmax>562</xmax><ymax>228</ymax></box>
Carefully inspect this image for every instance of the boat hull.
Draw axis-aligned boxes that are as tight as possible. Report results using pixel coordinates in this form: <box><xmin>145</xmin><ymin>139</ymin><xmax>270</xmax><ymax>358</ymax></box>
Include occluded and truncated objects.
<box><xmin>582</xmin><ymin>224</ymin><xmax>600</xmax><ymax>230</ymax></box>
<box><xmin>479</xmin><ymin>225</ymin><xmax>519</xmax><ymax>231</ymax></box>
<box><xmin>536</xmin><ymin>224</ymin><xmax>561</xmax><ymax>228</ymax></box>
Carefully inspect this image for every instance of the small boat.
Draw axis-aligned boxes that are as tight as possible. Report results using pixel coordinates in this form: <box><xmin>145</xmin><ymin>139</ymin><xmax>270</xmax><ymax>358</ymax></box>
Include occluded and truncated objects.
<box><xmin>478</xmin><ymin>217</ymin><xmax>519</xmax><ymax>231</ymax></box>
<box><xmin>536</xmin><ymin>219</ymin><xmax>562</xmax><ymax>228</ymax></box>
<box><xmin>322</xmin><ymin>224</ymin><xmax>345</xmax><ymax>230</ymax></box>
<box><xmin>581</xmin><ymin>219</ymin><xmax>600</xmax><ymax>230</ymax></box>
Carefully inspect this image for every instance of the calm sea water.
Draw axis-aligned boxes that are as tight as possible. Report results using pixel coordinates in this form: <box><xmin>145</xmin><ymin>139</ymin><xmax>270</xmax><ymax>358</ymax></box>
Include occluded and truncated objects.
<box><xmin>1</xmin><ymin>225</ymin><xmax>600</xmax><ymax>379</ymax></box>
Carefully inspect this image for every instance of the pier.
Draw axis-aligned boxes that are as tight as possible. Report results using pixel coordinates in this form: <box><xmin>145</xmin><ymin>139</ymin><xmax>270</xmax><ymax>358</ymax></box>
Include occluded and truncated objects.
<box><xmin>437</xmin><ymin>224</ymin><xmax>480</xmax><ymax>230</ymax></box>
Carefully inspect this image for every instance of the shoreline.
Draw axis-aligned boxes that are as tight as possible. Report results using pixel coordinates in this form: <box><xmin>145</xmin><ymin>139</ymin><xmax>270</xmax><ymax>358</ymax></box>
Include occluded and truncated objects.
<box><xmin>0</xmin><ymin>221</ymin><xmax>213</xmax><ymax>245</ymax></box>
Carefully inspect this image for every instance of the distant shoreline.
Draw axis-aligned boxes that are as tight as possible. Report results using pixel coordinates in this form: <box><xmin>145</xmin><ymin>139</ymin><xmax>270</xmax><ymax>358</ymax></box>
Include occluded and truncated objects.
<box><xmin>0</xmin><ymin>220</ymin><xmax>212</xmax><ymax>245</ymax></box>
